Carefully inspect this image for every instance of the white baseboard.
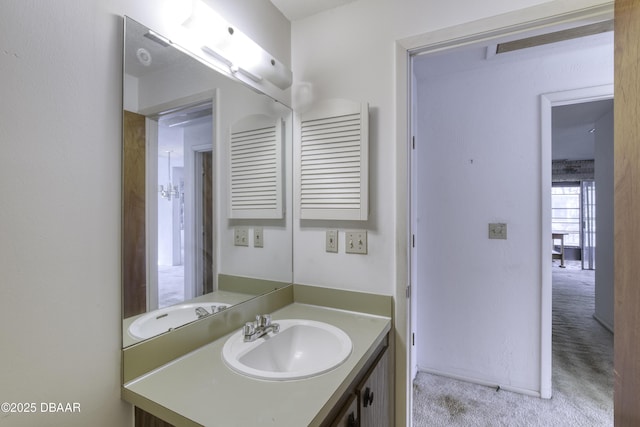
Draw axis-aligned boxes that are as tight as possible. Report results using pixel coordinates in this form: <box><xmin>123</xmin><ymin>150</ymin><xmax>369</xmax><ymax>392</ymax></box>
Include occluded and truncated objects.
<box><xmin>415</xmin><ymin>367</ymin><xmax>541</xmax><ymax>398</ymax></box>
<box><xmin>593</xmin><ymin>314</ymin><xmax>614</xmax><ymax>334</ymax></box>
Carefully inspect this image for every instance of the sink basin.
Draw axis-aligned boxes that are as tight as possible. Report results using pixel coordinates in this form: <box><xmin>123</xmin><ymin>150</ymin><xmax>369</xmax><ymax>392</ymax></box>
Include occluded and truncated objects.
<box><xmin>128</xmin><ymin>302</ymin><xmax>230</xmax><ymax>339</ymax></box>
<box><xmin>222</xmin><ymin>319</ymin><xmax>352</xmax><ymax>380</ymax></box>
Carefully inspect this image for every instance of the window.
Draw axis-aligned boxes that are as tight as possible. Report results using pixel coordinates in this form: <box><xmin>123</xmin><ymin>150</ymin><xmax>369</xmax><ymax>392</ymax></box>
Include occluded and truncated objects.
<box><xmin>552</xmin><ymin>183</ymin><xmax>581</xmax><ymax>247</ymax></box>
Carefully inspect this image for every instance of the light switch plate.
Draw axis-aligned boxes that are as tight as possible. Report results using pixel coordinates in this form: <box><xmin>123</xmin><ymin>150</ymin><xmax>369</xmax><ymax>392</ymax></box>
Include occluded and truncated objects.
<box><xmin>234</xmin><ymin>227</ymin><xmax>249</xmax><ymax>246</ymax></box>
<box><xmin>254</xmin><ymin>227</ymin><xmax>264</xmax><ymax>248</ymax></box>
<box><xmin>345</xmin><ymin>230</ymin><xmax>367</xmax><ymax>254</ymax></box>
<box><xmin>488</xmin><ymin>223</ymin><xmax>507</xmax><ymax>240</ymax></box>
<box><xmin>326</xmin><ymin>230</ymin><xmax>338</xmax><ymax>253</ymax></box>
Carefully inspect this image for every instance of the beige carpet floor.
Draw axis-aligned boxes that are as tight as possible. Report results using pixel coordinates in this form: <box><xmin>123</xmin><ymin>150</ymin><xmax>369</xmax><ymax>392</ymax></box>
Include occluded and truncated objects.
<box><xmin>412</xmin><ymin>261</ymin><xmax>613</xmax><ymax>426</ymax></box>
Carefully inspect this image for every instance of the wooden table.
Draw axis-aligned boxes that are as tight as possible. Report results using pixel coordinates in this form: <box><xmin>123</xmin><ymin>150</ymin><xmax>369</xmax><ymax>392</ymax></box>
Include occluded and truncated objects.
<box><xmin>552</xmin><ymin>233</ymin><xmax>567</xmax><ymax>268</ymax></box>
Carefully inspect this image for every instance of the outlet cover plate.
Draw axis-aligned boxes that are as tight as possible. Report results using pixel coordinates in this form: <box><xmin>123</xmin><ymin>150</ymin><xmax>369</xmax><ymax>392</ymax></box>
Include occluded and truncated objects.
<box><xmin>254</xmin><ymin>227</ymin><xmax>264</xmax><ymax>248</ymax></box>
<box><xmin>326</xmin><ymin>230</ymin><xmax>338</xmax><ymax>253</ymax></box>
<box><xmin>488</xmin><ymin>223</ymin><xmax>507</xmax><ymax>240</ymax></box>
<box><xmin>234</xmin><ymin>227</ymin><xmax>249</xmax><ymax>246</ymax></box>
<box><xmin>345</xmin><ymin>230</ymin><xmax>367</xmax><ymax>254</ymax></box>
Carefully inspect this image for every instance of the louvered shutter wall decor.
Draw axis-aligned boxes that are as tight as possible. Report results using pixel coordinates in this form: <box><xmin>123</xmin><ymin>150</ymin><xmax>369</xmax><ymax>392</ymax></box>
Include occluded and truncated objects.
<box><xmin>300</xmin><ymin>99</ymin><xmax>369</xmax><ymax>220</ymax></box>
<box><xmin>229</xmin><ymin>114</ymin><xmax>283</xmax><ymax>219</ymax></box>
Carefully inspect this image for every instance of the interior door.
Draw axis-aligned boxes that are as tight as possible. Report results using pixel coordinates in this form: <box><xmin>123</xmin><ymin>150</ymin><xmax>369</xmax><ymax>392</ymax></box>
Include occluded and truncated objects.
<box><xmin>200</xmin><ymin>151</ymin><xmax>214</xmax><ymax>294</ymax></box>
<box><xmin>614</xmin><ymin>0</ymin><xmax>640</xmax><ymax>423</ymax></box>
<box><xmin>123</xmin><ymin>110</ymin><xmax>147</xmax><ymax>318</ymax></box>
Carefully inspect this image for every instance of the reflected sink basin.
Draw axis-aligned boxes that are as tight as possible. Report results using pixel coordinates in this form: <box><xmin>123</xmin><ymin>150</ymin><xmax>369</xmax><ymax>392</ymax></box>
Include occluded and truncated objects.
<box><xmin>222</xmin><ymin>319</ymin><xmax>352</xmax><ymax>380</ymax></box>
<box><xmin>128</xmin><ymin>302</ymin><xmax>230</xmax><ymax>339</ymax></box>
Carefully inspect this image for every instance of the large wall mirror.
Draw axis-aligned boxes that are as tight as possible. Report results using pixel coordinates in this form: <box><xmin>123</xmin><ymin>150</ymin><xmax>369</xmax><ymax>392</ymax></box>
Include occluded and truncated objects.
<box><xmin>122</xmin><ymin>17</ymin><xmax>293</xmax><ymax>348</ymax></box>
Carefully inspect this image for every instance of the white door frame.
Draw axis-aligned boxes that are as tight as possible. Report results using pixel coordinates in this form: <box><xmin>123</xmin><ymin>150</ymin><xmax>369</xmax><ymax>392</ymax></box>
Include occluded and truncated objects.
<box><xmin>539</xmin><ymin>84</ymin><xmax>613</xmax><ymax>397</ymax></box>
<box><xmin>397</xmin><ymin>3</ymin><xmax>613</xmax><ymax>424</ymax></box>
<box><xmin>146</xmin><ymin>118</ymin><xmax>159</xmax><ymax>311</ymax></box>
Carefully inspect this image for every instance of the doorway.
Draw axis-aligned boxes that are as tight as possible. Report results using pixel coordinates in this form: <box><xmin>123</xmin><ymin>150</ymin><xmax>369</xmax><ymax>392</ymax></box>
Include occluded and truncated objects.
<box><xmin>548</xmin><ymin>95</ymin><xmax>614</xmax><ymax>416</ymax></box>
<box><xmin>408</xmin><ymin>21</ymin><xmax>613</xmax><ymax>408</ymax></box>
<box><xmin>148</xmin><ymin>101</ymin><xmax>215</xmax><ymax>310</ymax></box>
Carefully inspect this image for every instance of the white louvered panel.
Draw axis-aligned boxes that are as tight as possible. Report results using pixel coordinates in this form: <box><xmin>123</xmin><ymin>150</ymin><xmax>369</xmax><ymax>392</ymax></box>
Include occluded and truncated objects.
<box><xmin>300</xmin><ymin>100</ymin><xmax>368</xmax><ymax>220</ymax></box>
<box><xmin>229</xmin><ymin>114</ymin><xmax>283</xmax><ymax>219</ymax></box>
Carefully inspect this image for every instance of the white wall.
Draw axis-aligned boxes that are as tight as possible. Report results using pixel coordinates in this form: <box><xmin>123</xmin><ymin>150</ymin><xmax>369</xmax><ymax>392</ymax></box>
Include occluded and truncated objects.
<box><xmin>290</xmin><ymin>0</ymin><xmax>554</xmax><ymax>294</ymax></box>
<box><xmin>0</xmin><ymin>1</ymin><xmax>289</xmax><ymax>426</ymax></box>
<box><xmin>413</xmin><ymin>36</ymin><xmax>612</xmax><ymax>392</ymax></box>
<box><xmin>290</xmin><ymin>1</ymin><xmax>611</xmax><ymax>424</ymax></box>
<box><xmin>594</xmin><ymin>109</ymin><xmax>614</xmax><ymax>330</ymax></box>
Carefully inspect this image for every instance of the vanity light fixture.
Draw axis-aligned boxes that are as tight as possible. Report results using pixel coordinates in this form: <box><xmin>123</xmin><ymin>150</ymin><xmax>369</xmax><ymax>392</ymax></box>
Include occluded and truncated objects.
<box><xmin>180</xmin><ymin>0</ymin><xmax>292</xmax><ymax>90</ymax></box>
<box><xmin>201</xmin><ymin>44</ymin><xmax>265</xmax><ymax>83</ymax></box>
<box><xmin>230</xmin><ymin>65</ymin><xmax>263</xmax><ymax>83</ymax></box>
<box><xmin>159</xmin><ymin>151</ymin><xmax>180</xmax><ymax>202</ymax></box>
<box><xmin>201</xmin><ymin>45</ymin><xmax>233</xmax><ymax>68</ymax></box>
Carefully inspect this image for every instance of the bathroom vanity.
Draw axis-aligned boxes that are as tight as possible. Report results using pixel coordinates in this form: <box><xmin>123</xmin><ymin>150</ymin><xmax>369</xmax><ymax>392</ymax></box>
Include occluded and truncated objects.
<box><xmin>122</xmin><ymin>286</ymin><xmax>392</xmax><ymax>426</ymax></box>
<box><xmin>120</xmin><ymin>16</ymin><xmax>392</xmax><ymax>426</ymax></box>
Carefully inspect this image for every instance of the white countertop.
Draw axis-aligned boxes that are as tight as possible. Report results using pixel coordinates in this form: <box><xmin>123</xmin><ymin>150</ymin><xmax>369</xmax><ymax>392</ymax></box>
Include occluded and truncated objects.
<box><xmin>123</xmin><ymin>302</ymin><xmax>391</xmax><ymax>426</ymax></box>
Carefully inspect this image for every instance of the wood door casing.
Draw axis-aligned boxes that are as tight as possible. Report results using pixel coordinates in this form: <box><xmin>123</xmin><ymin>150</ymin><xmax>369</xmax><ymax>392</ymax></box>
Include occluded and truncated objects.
<box><xmin>614</xmin><ymin>0</ymin><xmax>640</xmax><ymax>424</ymax></box>
<box><xmin>123</xmin><ymin>110</ymin><xmax>147</xmax><ymax>318</ymax></box>
<box><xmin>202</xmin><ymin>151</ymin><xmax>214</xmax><ymax>294</ymax></box>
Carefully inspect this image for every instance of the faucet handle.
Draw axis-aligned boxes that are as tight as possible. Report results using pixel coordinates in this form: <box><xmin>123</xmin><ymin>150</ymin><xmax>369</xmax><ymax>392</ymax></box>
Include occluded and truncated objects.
<box><xmin>256</xmin><ymin>314</ymin><xmax>272</xmax><ymax>328</ymax></box>
<box><xmin>243</xmin><ymin>322</ymin><xmax>255</xmax><ymax>336</ymax></box>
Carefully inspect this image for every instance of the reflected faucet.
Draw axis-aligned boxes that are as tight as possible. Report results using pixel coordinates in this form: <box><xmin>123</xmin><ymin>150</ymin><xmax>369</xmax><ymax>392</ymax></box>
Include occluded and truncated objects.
<box><xmin>195</xmin><ymin>307</ymin><xmax>210</xmax><ymax>319</ymax></box>
<box><xmin>243</xmin><ymin>314</ymin><xmax>280</xmax><ymax>342</ymax></box>
<box><xmin>195</xmin><ymin>304</ymin><xmax>230</xmax><ymax>320</ymax></box>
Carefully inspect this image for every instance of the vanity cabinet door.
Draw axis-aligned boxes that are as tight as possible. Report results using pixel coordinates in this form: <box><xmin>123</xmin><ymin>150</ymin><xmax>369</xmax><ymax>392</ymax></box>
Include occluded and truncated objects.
<box><xmin>331</xmin><ymin>393</ymin><xmax>359</xmax><ymax>427</ymax></box>
<box><xmin>357</xmin><ymin>347</ymin><xmax>389</xmax><ymax>427</ymax></box>
<box><xmin>135</xmin><ymin>407</ymin><xmax>175</xmax><ymax>427</ymax></box>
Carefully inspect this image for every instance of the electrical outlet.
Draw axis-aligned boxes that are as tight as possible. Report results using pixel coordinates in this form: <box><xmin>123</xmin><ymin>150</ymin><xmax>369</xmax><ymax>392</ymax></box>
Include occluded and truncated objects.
<box><xmin>326</xmin><ymin>230</ymin><xmax>338</xmax><ymax>253</ymax></box>
<box><xmin>345</xmin><ymin>230</ymin><xmax>367</xmax><ymax>254</ymax></box>
<box><xmin>488</xmin><ymin>223</ymin><xmax>507</xmax><ymax>240</ymax></box>
<box><xmin>234</xmin><ymin>227</ymin><xmax>249</xmax><ymax>246</ymax></box>
<box><xmin>254</xmin><ymin>227</ymin><xmax>264</xmax><ymax>248</ymax></box>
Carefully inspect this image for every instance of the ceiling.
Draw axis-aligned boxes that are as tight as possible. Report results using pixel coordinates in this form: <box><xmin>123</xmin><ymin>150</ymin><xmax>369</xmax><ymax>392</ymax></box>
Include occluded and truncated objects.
<box><xmin>552</xmin><ymin>99</ymin><xmax>613</xmax><ymax>161</ymax></box>
<box><xmin>269</xmin><ymin>0</ymin><xmax>357</xmax><ymax>21</ymax></box>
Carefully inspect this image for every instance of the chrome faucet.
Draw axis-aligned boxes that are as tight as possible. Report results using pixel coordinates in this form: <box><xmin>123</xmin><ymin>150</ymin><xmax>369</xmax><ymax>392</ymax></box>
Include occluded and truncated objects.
<box><xmin>195</xmin><ymin>304</ymin><xmax>229</xmax><ymax>320</ymax></box>
<box><xmin>195</xmin><ymin>306</ymin><xmax>210</xmax><ymax>319</ymax></box>
<box><xmin>243</xmin><ymin>314</ymin><xmax>280</xmax><ymax>342</ymax></box>
<box><xmin>212</xmin><ymin>304</ymin><xmax>228</xmax><ymax>313</ymax></box>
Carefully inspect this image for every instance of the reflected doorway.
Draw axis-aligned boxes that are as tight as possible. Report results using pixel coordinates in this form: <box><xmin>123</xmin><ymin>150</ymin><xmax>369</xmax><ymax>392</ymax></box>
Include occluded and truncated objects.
<box><xmin>150</xmin><ymin>102</ymin><xmax>214</xmax><ymax>310</ymax></box>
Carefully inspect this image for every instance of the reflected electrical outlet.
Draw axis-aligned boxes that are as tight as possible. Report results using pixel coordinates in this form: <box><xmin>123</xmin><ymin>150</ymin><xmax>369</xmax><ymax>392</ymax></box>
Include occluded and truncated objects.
<box><xmin>254</xmin><ymin>227</ymin><xmax>264</xmax><ymax>248</ymax></box>
<box><xmin>234</xmin><ymin>227</ymin><xmax>249</xmax><ymax>246</ymax></box>
<box><xmin>326</xmin><ymin>230</ymin><xmax>338</xmax><ymax>253</ymax></box>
